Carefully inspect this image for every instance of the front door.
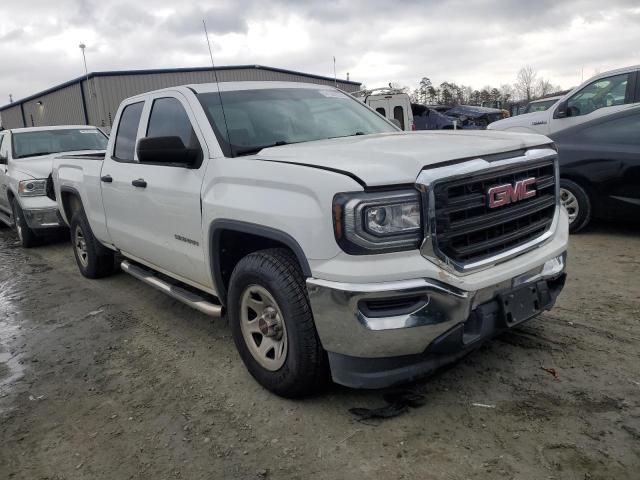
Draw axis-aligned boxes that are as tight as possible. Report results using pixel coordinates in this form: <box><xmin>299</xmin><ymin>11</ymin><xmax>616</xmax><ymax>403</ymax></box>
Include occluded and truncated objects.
<box><xmin>549</xmin><ymin>71</ymin><xmax>637</xmax><ymax>135</ymax></box>
<box><xmin>101</xmin><ymin>93</ymin><xmax>212</xmax><ymax>288</ymax></box>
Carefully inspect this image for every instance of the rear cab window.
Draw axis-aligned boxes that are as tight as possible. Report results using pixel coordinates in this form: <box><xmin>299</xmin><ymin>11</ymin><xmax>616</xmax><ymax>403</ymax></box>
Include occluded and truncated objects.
<box><xmin>114</xmin><ymin>102</ymin><xmax>144</xmax><ymax>161</ymax></box>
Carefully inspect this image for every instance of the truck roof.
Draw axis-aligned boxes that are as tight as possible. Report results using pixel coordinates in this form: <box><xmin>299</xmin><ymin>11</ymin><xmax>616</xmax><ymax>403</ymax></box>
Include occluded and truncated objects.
<box><xmin>124</xmin><ymin>81</ymin><xmax>338</xmax><ymax>102</ymax></box>
<box><xmin>6</xmin><ymin>125</ymin><xmax>101</xmax><ymax>134</ymax></box>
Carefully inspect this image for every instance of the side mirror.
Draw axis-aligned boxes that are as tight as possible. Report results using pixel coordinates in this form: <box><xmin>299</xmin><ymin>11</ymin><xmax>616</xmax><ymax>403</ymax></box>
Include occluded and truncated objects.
<box><xmin>391</xmin><ymin>118</ymin><xmax>402</xmax><ymax>129</ymax></box>
<box><xmin>0</xmin><ymin>155</ymin><xmax>7</xmax><ymax>165</ymax></box>
<box><xmin>136</xmin><ymin>136</ymin><xmax>201</xmax><ymax>167</ymax></box>
<box><xmin>553</xmin><ymin>100</ymin><xmax>569</xmax><ymax>119</ymax></box>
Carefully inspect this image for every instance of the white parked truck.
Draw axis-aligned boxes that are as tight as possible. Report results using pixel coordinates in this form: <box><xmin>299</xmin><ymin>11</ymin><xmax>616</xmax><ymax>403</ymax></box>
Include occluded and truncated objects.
<box><xmin>52</xmin><ymin>81</ymin><xmax>568</xmax><ymax>397</ymax></box>
<box><xmin>0</xmin><ymin>126</ymin><xmax>108</xmax><ymax>247</ymax></box>
<box><xmin>489</xmin><ymin>65</ymin><xmax>640</xmax><ymax>135</ymax></box>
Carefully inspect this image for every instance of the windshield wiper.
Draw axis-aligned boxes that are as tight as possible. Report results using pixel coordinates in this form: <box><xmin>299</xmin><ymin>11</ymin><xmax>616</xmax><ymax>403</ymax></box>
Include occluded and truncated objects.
<box><xmin>328</xmin><ymin>131</ymin><xmax>367</xmax><ymax>139</ymax></box>
<box><xmin>234</xmin><ymin>141</ymin><xmax>290</xmax><ymax>157</ymax></box>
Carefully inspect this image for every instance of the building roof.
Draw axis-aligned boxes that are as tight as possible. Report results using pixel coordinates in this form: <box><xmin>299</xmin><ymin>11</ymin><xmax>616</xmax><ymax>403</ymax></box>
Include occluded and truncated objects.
<box><xmin>0</xmin><ymin>64</ymin><xmax>360</xmax><ymax>111</ymax></box>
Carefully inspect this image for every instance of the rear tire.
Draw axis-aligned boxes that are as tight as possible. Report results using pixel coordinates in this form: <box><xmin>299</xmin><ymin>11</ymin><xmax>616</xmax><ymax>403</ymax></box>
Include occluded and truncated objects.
<box><xmin>70</xmin><ymin>209</ymin><xmax>116</xmax><ymax>278</ymax></box>
<box><xmin>560</xmin><ymin>179</ymin><xmax>591</xmax><ymax>233</ymax></box>
<box><xmin>227</xmin><ymin>248</ymin><xmax>328</xmax><ymax>398</ymax></box>
<box><xmin>10</xmin><ymin>199</ymin><xmax>37</xmax><ymax>248</ymax></box>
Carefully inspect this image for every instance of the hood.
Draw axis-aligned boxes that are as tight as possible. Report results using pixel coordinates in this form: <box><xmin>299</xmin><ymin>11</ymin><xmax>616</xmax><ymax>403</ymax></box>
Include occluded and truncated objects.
<box><xmin>254</xmin><ymin>130</ymin><xmax>551</xmax><ymax>186</ymax></box>
<box><xmin>488</xmin><ymin>110</ymin><xmax>547</xmax><ymax>131</ymax></box>
<box><xmin>11</xmin><ymin>150</ymin><xmax>105</xmax><ymax>179</ymax></box>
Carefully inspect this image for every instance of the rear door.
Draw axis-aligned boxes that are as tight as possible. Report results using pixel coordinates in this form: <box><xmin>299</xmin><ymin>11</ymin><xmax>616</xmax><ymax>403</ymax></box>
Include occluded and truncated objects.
<box><xmin>367</xmin><ymin>96</ymin><xmax>389</xmax><ymax>122</ymax></box>
<box><xmin>557</xmin><ymin>109</ymin><xmax>640</xmax><ymax>218</ymax></box>
<box><xmin>101</xmin><ymin>93</ymin><xmax>212</xmax><ymax>288</ymax></box>
<box><xmin>388</xmin><ymin>97</ymin><xmax>412</xmax><ymax>131</ymax></box>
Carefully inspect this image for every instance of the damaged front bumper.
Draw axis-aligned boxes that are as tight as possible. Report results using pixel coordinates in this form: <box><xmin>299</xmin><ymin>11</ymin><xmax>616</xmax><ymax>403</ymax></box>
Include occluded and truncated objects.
<box><xmin>307</xmin><ymin>253</ymin><xmax>567</xmax><ymax>389</ymax></box>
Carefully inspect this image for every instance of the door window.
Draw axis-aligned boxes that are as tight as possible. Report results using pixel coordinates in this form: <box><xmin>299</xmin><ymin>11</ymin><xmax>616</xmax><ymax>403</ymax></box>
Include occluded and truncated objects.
<box><xmin>146</xmin><ymin>97</ymin><xmax>200</xmax><ymax>150</ymax></box>
<box><xmin>579</xmin><ymin>111</ymin><xmax>640</xmax><ymax>146</ymax></box>
<box><xmin>566</xmin><ymin>73</ymin><xmax>630</xmax><ymax>117</ymax></box>
<box><xmin>114</xmin><ymin>102</ymin><xmax>144</xmax><ymax>161</ymax></box>
<box><xmin>375</xmin><ymin>107</ymin><xmax>386</xmax><ymax>117</ymax></box>
<box><xmin>393</xmin><ymin>106</ymin><xmax>405</xmax><ymax>130</ymax></box>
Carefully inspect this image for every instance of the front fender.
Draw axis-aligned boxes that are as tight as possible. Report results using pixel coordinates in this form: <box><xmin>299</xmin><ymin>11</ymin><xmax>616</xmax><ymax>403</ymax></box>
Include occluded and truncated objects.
<box><xmin>201</xmin><ymin>158</ymin><xmax>364</xmax><ymax>289</ymax></box>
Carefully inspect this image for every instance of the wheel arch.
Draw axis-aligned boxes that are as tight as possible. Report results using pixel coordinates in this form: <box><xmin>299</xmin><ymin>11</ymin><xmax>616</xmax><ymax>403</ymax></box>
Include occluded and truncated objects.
<box><xmin>209</xmin><ymin>220</ymin><xmax>312</xmax><ymax>306</ymax></box>
<box><xmin>59</xmin><ymin>186</ymin><xmax>84</xmax><ymax>225</ymax></box>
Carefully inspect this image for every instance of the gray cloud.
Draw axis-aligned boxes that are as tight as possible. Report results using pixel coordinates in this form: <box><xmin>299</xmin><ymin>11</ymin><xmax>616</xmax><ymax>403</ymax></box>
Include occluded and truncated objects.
<box><xmin>0</xmin><ymin>0</ymin><xmax>638</xmax><ymax>104</ymax></box>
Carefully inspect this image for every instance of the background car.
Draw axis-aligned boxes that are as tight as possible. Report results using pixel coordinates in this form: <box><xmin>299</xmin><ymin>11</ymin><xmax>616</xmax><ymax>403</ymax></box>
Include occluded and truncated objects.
<box><xmin>550</xmin><ymin>105</ymin><xmax>640</xmax><ymax>232</ymax></box>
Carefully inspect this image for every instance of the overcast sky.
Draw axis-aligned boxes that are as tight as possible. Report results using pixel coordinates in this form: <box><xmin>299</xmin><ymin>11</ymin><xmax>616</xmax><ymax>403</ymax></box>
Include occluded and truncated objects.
<box><xmin>0</xmin><ymin>0</ymin><xmax>639</xmax><ymax>102</ymax></box>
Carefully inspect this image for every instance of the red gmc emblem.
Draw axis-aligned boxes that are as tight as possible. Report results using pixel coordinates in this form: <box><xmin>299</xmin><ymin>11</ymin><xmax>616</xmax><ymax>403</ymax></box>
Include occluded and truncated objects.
<box><xmin>488</xmin><ymin>177</ymin><xmax>537</xmax><ymax>208</ymax></box>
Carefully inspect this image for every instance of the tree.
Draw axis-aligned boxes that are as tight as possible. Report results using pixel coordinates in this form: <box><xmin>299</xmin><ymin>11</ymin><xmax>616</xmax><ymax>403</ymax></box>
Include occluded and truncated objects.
<box><xmin>440</xmin><ymin>82</ymin><xmax>453</xmax><ymax>105</ymax></box>
<box><xmin>536</xmin><ymin>78</ymin><xmax>554</xmax><ymax>98</ymax></box>
<box><xmin>515</xmin><ymin>65</ymin><xmax>537</xmax><ymax>101</ymax></box>
<box><xmin>419</xmin><ymin>77</ymin><xmax>432</xmax><ymax>104</ymax></box>
<box><xmin>499</xmin><ymin>84</ymin><xmax>514</xmax><ymax>103</ymax></box>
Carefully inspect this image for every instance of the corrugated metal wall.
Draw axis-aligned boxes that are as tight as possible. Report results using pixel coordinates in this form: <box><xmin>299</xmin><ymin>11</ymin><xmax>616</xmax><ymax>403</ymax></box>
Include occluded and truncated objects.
<box><xmin>1</xmin><ymin>67</ymin><xmax>360</xmax><ymax>129</ymax></box>
<box><xmin>93</xmin><ymin>68</ymin><xmax>360</xmax><ymax>128</ymax></box>
<box><xmin>0</xmin><ymin>105</ymin><xmax>24</xmax><ymax>128</ymax></box>
<box><xmin>21</xmin><ymin>83</ymin><xmax>87</xmax><ymax>127</ymax></box>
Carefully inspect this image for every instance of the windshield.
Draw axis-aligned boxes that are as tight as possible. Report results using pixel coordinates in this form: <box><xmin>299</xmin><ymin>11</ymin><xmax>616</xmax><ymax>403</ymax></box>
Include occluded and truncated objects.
<box><xmin>197</xmin><ymin>88</ymin><xmax>398</xmax><ymax>157</ymax></box>
<box><xmin>12</xmin><ymin>128</ymin><xmax>108</xmax><ymax>159</ymax></box>
<box><xmin>524</xmin><ymin>99</ymin><xmax>559</xmax><ymax>114</ymax></box>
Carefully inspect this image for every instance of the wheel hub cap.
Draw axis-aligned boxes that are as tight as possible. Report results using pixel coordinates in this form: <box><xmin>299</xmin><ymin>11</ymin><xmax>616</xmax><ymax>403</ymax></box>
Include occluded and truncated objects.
<box><xmin>74</xmin><ymin>226</ymin><xmax>89</xmax><ymax>267</ymax></box>
<box><xmin>239</xmin><ymin>285</ymin><xmax>288</xmax><ymax>371</ymax></box>
<box><xmin>560</xmin><ymin>187</ymin><xmax>579</xmax><ymax>224</ymax></box>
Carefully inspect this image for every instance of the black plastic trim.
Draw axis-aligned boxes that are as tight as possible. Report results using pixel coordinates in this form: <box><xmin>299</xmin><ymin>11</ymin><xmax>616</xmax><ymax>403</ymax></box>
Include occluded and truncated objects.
<box><xmin>255</xmin><ymin>158</ymin><xmax>367</xmax><ymax>188</ymax></box>
<box><xmin>209</xmin><ymin>220</ymin><xmax>312</xmax><ymax>305</ymax></box>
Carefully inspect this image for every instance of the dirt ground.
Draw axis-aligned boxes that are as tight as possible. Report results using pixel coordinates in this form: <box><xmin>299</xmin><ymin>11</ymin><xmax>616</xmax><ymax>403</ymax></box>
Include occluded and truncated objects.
<box><xmin>0</xmin><ymin>222</ymin><xmax>639</xmax><ymax>480</ymax></box>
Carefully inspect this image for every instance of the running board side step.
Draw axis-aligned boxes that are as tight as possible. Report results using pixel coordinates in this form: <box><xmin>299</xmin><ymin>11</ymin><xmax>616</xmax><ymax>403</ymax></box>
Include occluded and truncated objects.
<box><xmin>120</xmin><ymin>260</ymin><xmax>222</xmax><ymax>317</ymax></box>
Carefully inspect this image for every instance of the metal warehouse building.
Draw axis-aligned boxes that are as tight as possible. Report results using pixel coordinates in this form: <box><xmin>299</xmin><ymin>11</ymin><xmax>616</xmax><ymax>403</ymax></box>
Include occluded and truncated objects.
<box><xmin>0</xmin><ymin>65</ymin><xmax>361</xmax><ymax>130</ymax></box>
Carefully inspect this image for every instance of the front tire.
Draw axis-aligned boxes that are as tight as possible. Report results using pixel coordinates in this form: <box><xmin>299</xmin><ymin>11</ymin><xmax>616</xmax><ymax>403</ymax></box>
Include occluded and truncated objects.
<box><xmin>11</xmin><ymin>199</ymin><xmax>37</xmax><ymax>248</ymax></box>
<box><xmin>70</xmin><ymin>209</ymin><xmax>116</xmax><ymax>278</ymax></box>
<box><xmin>227</xmin><ymin>248</ymin><xmax>328</xmax><ymax>398</ymax></box>
<box><xmin>560</xmin><ymin>179</ymin><xmax>591</xmax><ymax>233</ymax></box>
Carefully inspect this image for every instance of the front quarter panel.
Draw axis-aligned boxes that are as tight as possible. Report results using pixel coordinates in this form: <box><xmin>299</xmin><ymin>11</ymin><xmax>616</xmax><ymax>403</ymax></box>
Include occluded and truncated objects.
<box><xmin>202</xmin><ymin>157</ymin><xmax>364</xmax><ymax>285</ymax></box>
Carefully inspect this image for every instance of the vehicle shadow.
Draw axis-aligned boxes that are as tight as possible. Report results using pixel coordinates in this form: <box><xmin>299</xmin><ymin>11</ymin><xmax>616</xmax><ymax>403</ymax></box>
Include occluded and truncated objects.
<box><xmin>579</xmin><ymin>219</ymin><xmax>640</xmax><ymax>236</ymax></box>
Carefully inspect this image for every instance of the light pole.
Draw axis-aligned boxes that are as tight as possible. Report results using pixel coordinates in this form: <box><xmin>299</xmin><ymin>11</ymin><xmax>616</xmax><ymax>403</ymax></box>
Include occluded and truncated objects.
<box><xmin>79</xmin><ymin>43</ymin><xmax>98</xmax><ymax>125</ymax></box>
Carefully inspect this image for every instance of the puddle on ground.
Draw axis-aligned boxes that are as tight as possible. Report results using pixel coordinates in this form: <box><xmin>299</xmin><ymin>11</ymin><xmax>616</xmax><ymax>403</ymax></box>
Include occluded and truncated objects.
<box><xmin>0</xmin><ymin>230</ymin><xmax>27</xmax><ymax>405</ymax></box>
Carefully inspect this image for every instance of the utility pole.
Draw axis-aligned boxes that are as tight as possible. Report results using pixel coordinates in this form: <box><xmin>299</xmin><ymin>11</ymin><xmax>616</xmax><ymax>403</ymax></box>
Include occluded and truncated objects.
<box><xmin>79</xmin><ymin>43</ymin><xmax>102</xmax><ymax>125</ymax></box>
<box><xmin>333</xmin><ymin>56</ymin><xmax>337</xmax><ymax>87</ymax></box>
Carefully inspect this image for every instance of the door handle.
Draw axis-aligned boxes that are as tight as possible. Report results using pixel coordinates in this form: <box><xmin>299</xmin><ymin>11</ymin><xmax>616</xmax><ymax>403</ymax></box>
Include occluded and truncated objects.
<box><xmin>101</xmin><ymin>175</ymin><xmax>113</xmax><ymax>183</ymax></box>
<box><xmin>132</xmin><ymin>179</ymin><xmax>147</xmax><ymax>188</ymax></box>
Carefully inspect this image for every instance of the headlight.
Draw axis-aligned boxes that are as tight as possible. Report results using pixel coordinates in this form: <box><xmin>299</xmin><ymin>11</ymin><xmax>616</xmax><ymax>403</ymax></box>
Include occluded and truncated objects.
<box><xmin>333</xmin><ymin>189</ymin><xmax>423</xmax><ymax>254</ymax></box>
<box><xmin>18</xmin><ymin>179</ymin><xmax>47</xmax><ymax>197</ymax></box>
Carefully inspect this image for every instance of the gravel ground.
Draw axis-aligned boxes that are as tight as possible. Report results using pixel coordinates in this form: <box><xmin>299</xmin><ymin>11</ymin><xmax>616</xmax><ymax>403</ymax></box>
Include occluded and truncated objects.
<box><xmin>0</xmin><ymin>222</ymin><xmax>639</xmax><ymax>479</ymax></box>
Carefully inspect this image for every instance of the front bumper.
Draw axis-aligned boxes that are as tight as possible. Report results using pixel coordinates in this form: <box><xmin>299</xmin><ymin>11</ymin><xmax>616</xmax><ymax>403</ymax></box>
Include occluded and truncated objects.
<box><xmin>22</xmin><ymin>207</ymin><xmax>64</xmax><ymax>230</ymax></box>
<box><xmin>307</xmin><ymin>253</ymin><xmax>566</xmax><ymax>389</ymax></box>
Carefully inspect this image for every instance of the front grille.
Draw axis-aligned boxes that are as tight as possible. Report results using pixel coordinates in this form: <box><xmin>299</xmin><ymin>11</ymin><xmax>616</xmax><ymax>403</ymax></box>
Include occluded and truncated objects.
<box><xmin>433</xmin><ymin>161</ymin><xmax>556</xmax><ymax>264</ymax></box>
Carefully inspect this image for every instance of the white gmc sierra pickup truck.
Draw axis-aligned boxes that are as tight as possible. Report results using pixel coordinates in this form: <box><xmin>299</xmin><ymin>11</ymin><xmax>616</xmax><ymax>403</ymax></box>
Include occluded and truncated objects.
<box><xmin>52</xmin><ymin>81</ymin><xmax>568</xmax><ymax>397</ymax></box>
<box><xmin>0</xmin><ymin>126</ymin><xmax>107</xmax><ymax>247</ymax></box>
